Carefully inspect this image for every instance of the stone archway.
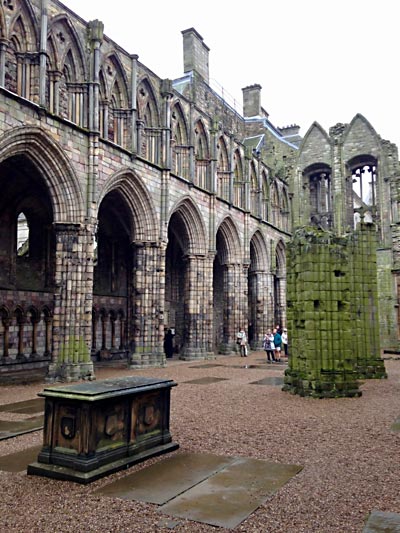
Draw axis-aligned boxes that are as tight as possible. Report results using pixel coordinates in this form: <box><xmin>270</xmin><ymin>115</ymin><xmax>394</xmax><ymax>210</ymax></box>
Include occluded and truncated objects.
<box><xmin>0</xmin><ymin>154</ymin><xmax>55</xmax><ymax>368</ymax></box>
<box><xmin>92</xmin><ymin>190</ymin><xmax>132</xmax><ymax>362</ymax></box>
<box><xmin>165</xmin><ymin>198</ymin><xmax>208</xmax><ymax>360</ymax></box>
<box><xmin>213</xmin><ymin>217</ymin><xmax>242</xmax><ymax>354</ymax></box>
<box><xmin>248</xmin><ymin>231</ymin><xmax>269</xmax><ymax>348</ymax></box>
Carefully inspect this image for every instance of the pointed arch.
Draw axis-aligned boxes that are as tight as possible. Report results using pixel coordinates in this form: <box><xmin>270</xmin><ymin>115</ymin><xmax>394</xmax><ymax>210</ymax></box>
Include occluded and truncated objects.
<box><xmin>233</xmin><ymin>148</ymin><xmax>244</xmax><ymax>208</ymax></box>
<box><xmin>275</xmin><ymin>239</ymin><xmax>286</xmax><ymax>275</ymax></box>
<box><xmin>216</xmin><ymin>215</ymin><xmax>242</xmax><ymax>265</ymax></box>
<box><xmin>48</xmin><ymin>14</ymin><xmax>87</xmax><ymax>79</ymax></box>
<box><xmin>169</xmin><ymin>196</ymin><xmax>208</xmax><ymax>256</ymax></box>
<box><xmin>0</xmin><ymin>126</ymin><xmax>85</xmax><ymax>222</ymax></box>
<box><xmin>137</xmin><ymin>77</ymin><xmax>160</xmax><ymax>126</ymax></box>
<box><xmin>249</xmin><ymin>160</ymin><xmax>258</xmax><ymax>215</ymax></box>
<box><xmin>171</xmin><ymin>101</ymin><xmax>190</xmax><ymax>179</ymax></box>
<box><xmin>193</xmin><ymin>118</ymin><xmax>210</xmax><ymax>190</ymax></box>
<box><xmin>171</xmin><ymin>101</ymin><xmax>189</xmax><ymax>145</ymax></box>
<box><xmin>98</xmin><ymin>169</ymin><xmax>158</xmax><ymax>243</ymax></box>
<box><xmin>249</xmin><ymin>230</ymin><xmax>269</xmax><ymax>272</ymax></box>
<box><xmin>271</xmin><ymin>180</ymin><xmax>280</xmax><ymax>226</ymax></box>
<box><xmin>261</xmin><ymin>168</ymin><xmax>269</xmax><ymax>221</ymax></box>
<box><xmin>217</xmin><ymin>135</ymin><xmax>230</xmax><ymax>200</ymax></box>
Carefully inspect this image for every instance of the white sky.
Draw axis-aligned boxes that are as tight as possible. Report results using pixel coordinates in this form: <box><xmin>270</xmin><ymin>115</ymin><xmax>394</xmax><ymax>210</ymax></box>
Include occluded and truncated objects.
<box><xmin>61</xmin><ymin>0</ymin><xmax>400</xmax><ymax>149</ymax></box>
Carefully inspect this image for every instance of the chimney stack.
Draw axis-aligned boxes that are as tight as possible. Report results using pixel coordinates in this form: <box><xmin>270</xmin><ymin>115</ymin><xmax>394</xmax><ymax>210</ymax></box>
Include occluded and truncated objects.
<box><xmin>242</xmin><ymin>84</ymin><xmax>262</xmax><ymax>118</ymax></box>
<box><xmin>182</xmin><ymin>28</ymin><xmax>210</xmax><ymax>83</ymax></box>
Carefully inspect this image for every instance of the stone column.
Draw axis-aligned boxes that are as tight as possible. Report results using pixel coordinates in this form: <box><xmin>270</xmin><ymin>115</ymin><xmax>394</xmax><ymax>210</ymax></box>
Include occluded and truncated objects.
<box><xmin>129</xmin><ymin>242</ymin><xmax>165</xmax><ymax>368</ymax></box>
<box><xmin>39</xmin><ymin>0</ymin><xmax>48</xmax><ymax>107</ymax></box>
<box><xmin>130</xmin><ymin>54</ymin><xmax>138</xmax><ymax>154</ymax></box>
<box><xmin>47</xmin><ymin>222</ymin><xmax>95</xmax><ymax>382</ymax></box>
<box><xmin>179</xmin><ymin>254</ymin><xmax>212</xmax><ymax>360</ymax></box>
<box><xmin>0</xmin><ymin>39</ymin><xmax>7</xmax><ymax>87</ymax></box>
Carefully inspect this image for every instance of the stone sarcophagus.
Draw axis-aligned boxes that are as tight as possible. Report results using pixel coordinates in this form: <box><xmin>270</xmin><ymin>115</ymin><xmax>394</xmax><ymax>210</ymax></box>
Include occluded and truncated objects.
<box><xmin>27</xmin><ymin>376</ymin><xmax>178</xmax><ymax>483</ymax></box>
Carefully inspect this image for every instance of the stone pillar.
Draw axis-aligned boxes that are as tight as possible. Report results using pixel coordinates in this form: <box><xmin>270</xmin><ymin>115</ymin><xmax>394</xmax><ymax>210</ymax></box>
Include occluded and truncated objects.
<box><xmin>47</xmin><ymin>223</ymin><xmax>95</xmax><ymax>382</ymax></box>
<box><xmin>0</xmin><ymin>39</ymin><xmax>7</xmax><ymax>87</ymax></box>
<box><xmin>283</xmin><ymin>226</ymin><xmax>386</xmax><ymax>399</ymax></box>
<box><xmin>351</xmin><ymin>223</ymin><xmax>387</xmax><ymax>378</ymax></box>
<box><xmin>130</xmin><ymin>54</ymin><xmax>138</xmax><ymax>154</ymax></box>
<box><xmin>129</xmin><ymin>242</ymin><xmax>165</xmax><ymax>368</ymax></box>
<box><xmin>39</xmin><ymin>0</ymin><xmax>48</xmax><ymax>107</ymax></box>
<box><xmin>179</xmin><ymin>254</ymin><xmax>212</xmax><ymax>360</ymax></box>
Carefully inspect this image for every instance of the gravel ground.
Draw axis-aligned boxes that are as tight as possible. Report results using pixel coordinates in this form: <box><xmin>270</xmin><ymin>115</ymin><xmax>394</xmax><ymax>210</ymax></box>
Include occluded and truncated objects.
<box><xmin>0</xmin><ymin>351</ymin><xmax>399</xmax><ymax>533</ymax></box>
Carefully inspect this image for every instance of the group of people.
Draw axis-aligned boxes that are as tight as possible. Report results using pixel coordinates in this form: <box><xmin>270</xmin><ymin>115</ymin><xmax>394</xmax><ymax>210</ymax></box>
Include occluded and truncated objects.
<box><xmin>236</xmin><ymin>324</ymin><xmax>289</xmax><ymax>361</ymax></box>
<box><xmin>262</xmin><ymin>325</ymin><xmax>288</xmax><ymax>363</ymax></box>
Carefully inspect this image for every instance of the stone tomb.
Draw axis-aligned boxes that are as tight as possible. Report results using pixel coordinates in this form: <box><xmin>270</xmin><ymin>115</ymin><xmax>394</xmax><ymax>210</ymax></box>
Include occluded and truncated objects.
<box><xmin>27</xmin><ymin>376</ymin><xmax>178</xmax><ymax>483</ymax></box>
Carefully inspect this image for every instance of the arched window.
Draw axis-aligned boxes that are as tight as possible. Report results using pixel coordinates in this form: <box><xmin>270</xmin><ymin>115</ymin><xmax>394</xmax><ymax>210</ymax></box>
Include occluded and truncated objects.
<box><xmin>250</xmin><ymin>161</ymin><xmax>258</xmax><ymax>215</ymax></box>
<box><xmin>194</xmin><ymin>120</ymin><xmax>210</xmax><ymax>190</ymax></box>
<box><xmin>233</xmin><ymin>149</ymin><xmax>244</xmax><ymax>208</ymax></box>
<box><xmin>216</xmin><ymin>136</ymin><xmax>230</xmax><ymax>201</ymax></box>
<box><xmin>261</xmin><ymin>170</ymin><xmax>269</xmax><ymax>221</ymax></box>
<box><xmin>171</xmin><ymin>103</ymin><xmax>190</xmax><ymax>179</ymax></box>
<box><xmin>350</xmin><ymin>160</ymin><xmax>377</xmax><ymax>228</ymax></box>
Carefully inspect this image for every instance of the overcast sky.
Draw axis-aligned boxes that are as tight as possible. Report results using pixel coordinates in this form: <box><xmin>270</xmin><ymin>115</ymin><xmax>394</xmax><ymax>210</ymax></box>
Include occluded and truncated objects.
<box><xmin>61</xmin><ymin>0</ymin><xmax>400</xmax><ymax>149</ymax></box>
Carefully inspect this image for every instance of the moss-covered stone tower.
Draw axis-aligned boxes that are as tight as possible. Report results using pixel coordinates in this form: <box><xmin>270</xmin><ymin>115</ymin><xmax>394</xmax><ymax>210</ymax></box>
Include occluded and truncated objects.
<box><xmin>283</xmin><ymin>223</ymin><xmax>386</xmax><ymax>398</ymax></box>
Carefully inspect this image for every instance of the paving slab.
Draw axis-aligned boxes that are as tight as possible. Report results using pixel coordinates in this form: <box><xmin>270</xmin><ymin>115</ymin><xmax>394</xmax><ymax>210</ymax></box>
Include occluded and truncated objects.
<box><xmin>189</xmin><ymin>364</ymin><xmax>224</xmax><ymax>369</ymax></box>
<box><xmin>182</xmin><ymin>377</ymin><xmax>228</xmax><ymax>385</ymax></box>
<box><xmin>0</xmin><ymin>416</ymin><xmax>43</xmax><ymax>440</ymax></box>
<box><xmin>363</xmin><ymin>510</ymin><xmax>400</xmax><ymax>532</ymax></box>
<box><xmin>95</xmin><ymin>452</ymin><xmax>235</xmax><ymax>504</ymax></box>
<box><xmin>0</xmin><ymin>445</ymin><xmax>42</xmax><ymax>472</ymax></box>
<box><xmin>250</xmin><ymin>376</ymin><xmax>285</xmax><ymax>386</ymax></box>
<box><xmin>0</xmin><ymin>398</ymin><xmax>44</xmax><ymax>415</ymax></box>
<box><xmin>159</xmin><ymin>456</ymin><xmax>302</xmax><ymax>529</ymax></box>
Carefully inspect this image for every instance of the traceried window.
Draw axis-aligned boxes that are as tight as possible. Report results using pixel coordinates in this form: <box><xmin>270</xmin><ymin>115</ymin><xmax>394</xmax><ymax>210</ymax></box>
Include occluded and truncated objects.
<box><xmin>216</xmin><ymin>136</ymin><xmax>230</xmax><ymax>201</ymax></box>
<box><xmin>194</xmin><ymin>120</ymin><xmax>210</xmax><ymax>190</ymax></box>
<box><xmin>352</xmin><ymin>163</ymin><xmax>376</xmax><ymax>227</ymax></box>
<box><xmin>233</xmin><ymin>149</ymin><xmax>244</xmax><ymax>208</ymax></box>
<box><xmin>304</xmin><ymin>164</ymin><xmax>332</xmax><ymax>229</ymax></box>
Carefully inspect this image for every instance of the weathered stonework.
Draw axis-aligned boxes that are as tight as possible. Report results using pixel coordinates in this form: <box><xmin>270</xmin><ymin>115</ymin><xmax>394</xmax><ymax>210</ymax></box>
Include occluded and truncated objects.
<box><xmin>283</xmin><ymin>225</ymin><xmax>386</xmax><ymax>398</ymax></box>
<box><xmin>0</xmin><ymin>0</ymin><xmax>398</xmax><ymax>383</ymax></box>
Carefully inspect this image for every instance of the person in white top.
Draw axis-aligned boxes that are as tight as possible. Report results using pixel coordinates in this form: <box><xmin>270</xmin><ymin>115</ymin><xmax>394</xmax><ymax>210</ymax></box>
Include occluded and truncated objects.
<box><xmin>237</xmin><ymin>328</ymin><xmax>248</xmax><ymax>357</ymax></box>
<box><xmin>281</xmin><ymin>328</ymin><xmax>289</xmax><ymax>357</ymax></box>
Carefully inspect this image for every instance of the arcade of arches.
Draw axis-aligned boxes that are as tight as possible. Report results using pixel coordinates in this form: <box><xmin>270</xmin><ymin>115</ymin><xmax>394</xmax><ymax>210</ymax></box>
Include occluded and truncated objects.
<box><xmin>1</xmin><ymin>0</ymin><xmax>400</xmax><ymax>383</ymax></box>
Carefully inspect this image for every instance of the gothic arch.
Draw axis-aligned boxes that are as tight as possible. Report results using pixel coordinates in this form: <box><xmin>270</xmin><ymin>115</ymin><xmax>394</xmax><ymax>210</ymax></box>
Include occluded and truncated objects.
<box><xmin>137</xmin><ymin>77</ymin><xmax>160</xmax><ymax>126</ymax></box>
<box><xmin>4</xmin><ymin>0</ymin><xmax>37</xmax><ymax>47</ymax></box>
<box><xmin>193</xmin><ymin>118</ymin><xmax>209</xmax><ymax>159</ymax></box>
<box><xmin>342</xmin><ymin>114</ymin><xmax>381</xmax><ymax>158</ymax></box>
<box><xmin>171</xmin><ymin>101</ymin><xmax>189</xmax><ymax>145</ymax></box>
<box><xmin>169</xmin><ymin>196</ymin><xmax>207</xmax><ymax>255</ymax></box>
<box><xmin>298</xmin><ymin>122</ymin><xmax>331</xmax><ymax>170</ymax></box>
<box><xmin>233</xmin><ymin>148</ymin><xmax>244</xmax><ymax>208</ymax></box>
<box><xmin>216</xmin><ymin>215</ymin><xmax>241</xmax><ymax>265</ymax></box>
<box><xmin>275</xmin><ymin>239</ymin><xmax>286</xmax><ymax>275</ymax></box>
<box><xmin>102</xmin><ymin>52</ymin><xmax>129</xmax><ymax>106</ymax></box>
<box><xmin>0</xmin><ymin>126</ymin><xmax>85</xmax><ymax>223</ymax></box>
<box><xmin>47</xmin><ymin>14</ymin><xmax>87</xmax><ymax>79</ymax></box>
<box><xmin>249</xmin><ymin>230</ymin><xmax>269</xmax><ymax>272</ymax></box>
<box><xmin>98</xmin><ymin>169</ymin><xmax>158</xmax><ymax>243</ymax></box>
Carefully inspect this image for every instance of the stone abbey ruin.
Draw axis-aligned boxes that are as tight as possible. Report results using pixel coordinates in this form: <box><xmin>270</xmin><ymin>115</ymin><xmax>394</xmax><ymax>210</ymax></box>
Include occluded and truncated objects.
<box><xmin>0</xmin><ymin>0</ymin><xmax>399</xmax><ymax>390</ymax></box>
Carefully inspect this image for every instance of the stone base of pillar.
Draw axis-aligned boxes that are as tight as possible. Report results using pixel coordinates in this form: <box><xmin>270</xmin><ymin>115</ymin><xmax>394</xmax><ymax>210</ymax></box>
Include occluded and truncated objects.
<box><xmin>218</xmin><ymin>343</ymin><xmax>236</xmax><ymax>355</ymax></box>
<box><xmin>129</xmin><ymin>353</ymin><xmax>165</xmax><ymax>368</ymax></box>
<box><xmin>46</xmin><ymin>362</ymin><xmax>95</xmax><ymax>383</ymax></box>
<box><xmin>282</xmin><ymin>369</ymin><xmax>361</xmax><ymax>398</ymax></box>
<box><xmin>356</xmin><ymin>359</ymin><xmax>387</xmax><ymax>379</ymax></box>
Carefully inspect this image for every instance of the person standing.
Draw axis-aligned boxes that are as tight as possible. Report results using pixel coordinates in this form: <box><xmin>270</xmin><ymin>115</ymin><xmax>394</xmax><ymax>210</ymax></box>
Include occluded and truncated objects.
<box><xmin>273</xmin><ymin>327</ymin><xmax>282</xmax><ymax>363</ymax></box>
<box><xmin>281</xmin><ymin>328</ymin><xmax>289</xmax><ymax>358</ymax></box>
<box><xmin>237</xmin><ymin>328</ymin><xmax>248</xmax><ymax>357</ymax></box>
<box><xmin>163</xmin><ymin>328</ymin><xmax>174</xmax><ymax>359</ymax></box>
<box><xmin>263</xmin><ymin>330</ymin><xmax>275</xmax><ymax>363</ymax></box>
